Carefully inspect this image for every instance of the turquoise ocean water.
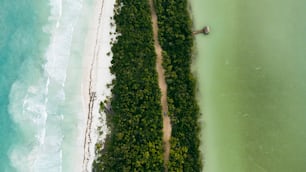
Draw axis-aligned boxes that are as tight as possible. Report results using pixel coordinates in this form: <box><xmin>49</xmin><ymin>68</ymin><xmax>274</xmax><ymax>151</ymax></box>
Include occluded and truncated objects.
<box><xmin>0</xmin><ymin>1</ymin><xmax>49</xmax><ymax>171</ymax></box>
<box><xmin>0</xmin><ymin>0</ymin><xmax>94</xmax><ymax>171</ymax></box>
<box><xmin>191</xmin><ymin>0</ymin><xmax>306</xmax><ymax>171</ymax></box>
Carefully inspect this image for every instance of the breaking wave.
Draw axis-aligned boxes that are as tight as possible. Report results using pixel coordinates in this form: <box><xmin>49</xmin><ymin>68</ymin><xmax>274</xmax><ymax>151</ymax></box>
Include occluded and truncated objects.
<box><xmin>8</xmin><ymin>0</ymin><xmax>86</xmax><ymax>171</ymax></box>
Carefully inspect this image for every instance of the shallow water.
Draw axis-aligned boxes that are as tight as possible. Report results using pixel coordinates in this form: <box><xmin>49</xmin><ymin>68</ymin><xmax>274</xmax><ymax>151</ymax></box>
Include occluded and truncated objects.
<box><xmin>191</xmin><ymin>0</ymin><xmax>306</xmax><ymax>171</ymax></box>
<box><xmin>0</xmin><ymin>0</ymin><xmax>94</xmax><ymax>171</ymax></box>
<box><xmin>0</xmin><ymin>1</ymin><xmax>49</xmax><ymax>171</ymax></box>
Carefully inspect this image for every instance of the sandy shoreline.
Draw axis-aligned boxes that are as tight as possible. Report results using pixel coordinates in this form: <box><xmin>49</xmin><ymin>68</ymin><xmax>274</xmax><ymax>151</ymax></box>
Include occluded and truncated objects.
<box><xmin>81</xmin><ymin>0</ymin><xmax>116</xmax><ymax>171</ymax></box>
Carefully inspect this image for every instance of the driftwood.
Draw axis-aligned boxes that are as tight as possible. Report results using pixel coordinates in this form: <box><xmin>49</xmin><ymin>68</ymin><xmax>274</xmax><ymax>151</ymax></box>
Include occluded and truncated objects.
<box><xmin>103</xmin><ymin>102</ymin><xmax>114</xmax><ymax>115</ymax></box>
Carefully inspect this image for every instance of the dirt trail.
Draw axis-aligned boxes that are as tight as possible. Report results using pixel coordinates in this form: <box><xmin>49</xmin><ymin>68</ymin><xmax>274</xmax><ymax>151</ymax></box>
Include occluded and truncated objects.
<box><xmin>148</xmin><ymin>0</ymin><xmax>172</xmax><ymax>170</ymax></box>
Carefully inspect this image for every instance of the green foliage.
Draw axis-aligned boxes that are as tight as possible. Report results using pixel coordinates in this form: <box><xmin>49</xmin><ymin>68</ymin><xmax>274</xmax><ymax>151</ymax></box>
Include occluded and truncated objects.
<box><xmin>154</xmin><ymin>0</ymin><xmax>202</xmax><ymax>171</ymax></box>
<box><xmin>93</xmin><ymin>0</ymin><xmax>164</xmax><ymax>171</ymax></box>
<box><xmin>93</xmin><ymin>0</ymin><xmax>201</xmax><ymax>171</ymax></box>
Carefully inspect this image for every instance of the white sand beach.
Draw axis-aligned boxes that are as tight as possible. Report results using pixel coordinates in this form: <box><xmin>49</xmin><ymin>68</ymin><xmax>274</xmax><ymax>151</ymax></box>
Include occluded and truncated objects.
<box><xmin>81</xmin><ymin>0</ymin><xmax>116</xmax><ymax>171</ymax></box>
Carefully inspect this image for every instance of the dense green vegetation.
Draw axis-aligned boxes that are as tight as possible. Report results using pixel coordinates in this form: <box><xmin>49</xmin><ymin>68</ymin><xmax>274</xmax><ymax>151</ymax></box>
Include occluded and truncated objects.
<box><xmin>93</xmin><ymin>0</ymin><xmax>201</xmax><ymax>171</ymax></box>
<box><xmin>92</xmin><ymin>1</ymin><xmax>164</xmax><ymax>171</ymax></box>
<box><xmin>154</xmin><ymin>0</ymin><xmax>202</xmax><ymax>171</ymax></box>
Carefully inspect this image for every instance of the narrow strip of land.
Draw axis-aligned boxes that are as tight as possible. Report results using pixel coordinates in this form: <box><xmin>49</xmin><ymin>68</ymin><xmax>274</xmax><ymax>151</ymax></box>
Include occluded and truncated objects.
<box><xmin>82</xmin><ymin>0</ymin><xmax>105</xmax><ymax>171</ymax></box>
<box><xmin>148</xmin><ymin>0</ymin><xmax>172</xmax><ymax>170</ymax></box>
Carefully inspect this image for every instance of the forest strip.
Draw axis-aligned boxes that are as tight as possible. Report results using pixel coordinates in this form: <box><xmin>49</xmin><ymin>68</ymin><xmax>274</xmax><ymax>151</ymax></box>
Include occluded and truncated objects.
<box><xmin>93</xmin><ymin>1</ymin><xmax>164</xmax><ymax>171</ymax></box>
<box><xmin>148</xmin><ymin>0</ymin><xmax>172</xmax><ymax>170</ymax></box>
<box><xmin>153</xmin><ymin>0</ymin><xmax>202</xmax><ymax>171</ymax></box>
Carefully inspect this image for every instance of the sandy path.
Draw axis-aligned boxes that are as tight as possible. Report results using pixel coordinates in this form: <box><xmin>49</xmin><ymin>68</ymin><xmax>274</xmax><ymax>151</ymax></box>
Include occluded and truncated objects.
<box><xmin>148</xmin><ymin>0</ymin><xmax>172</xmax><ymax>170</ymax></box>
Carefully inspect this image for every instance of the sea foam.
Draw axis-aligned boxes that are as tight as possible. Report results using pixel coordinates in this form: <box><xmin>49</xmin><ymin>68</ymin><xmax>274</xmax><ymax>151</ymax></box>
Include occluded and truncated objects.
<box><xmin>8</xmin><ymin>0</ymin><xmax>85</xmax><ymax>171</ymax></box>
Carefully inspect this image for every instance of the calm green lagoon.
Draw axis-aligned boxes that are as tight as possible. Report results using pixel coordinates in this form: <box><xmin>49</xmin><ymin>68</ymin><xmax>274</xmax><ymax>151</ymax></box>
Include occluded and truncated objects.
<box><xmin>191</xmin><ymin>0</ymin><xmax>306</xmax><ymax>171</ymax></box>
